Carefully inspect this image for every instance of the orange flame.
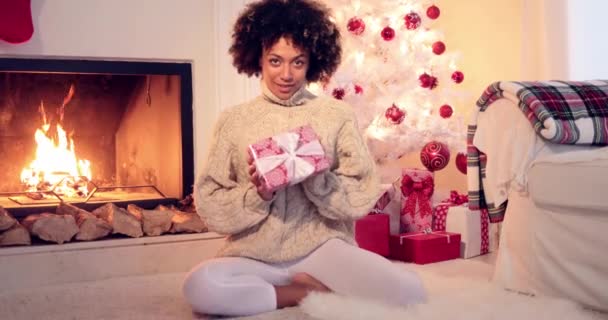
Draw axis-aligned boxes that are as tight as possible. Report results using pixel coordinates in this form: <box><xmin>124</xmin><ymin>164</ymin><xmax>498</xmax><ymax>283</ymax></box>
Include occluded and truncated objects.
<box><xmin>20</xmin><ymin>85</ymin><xmax>92</xmax><ymax>198</ymax></box>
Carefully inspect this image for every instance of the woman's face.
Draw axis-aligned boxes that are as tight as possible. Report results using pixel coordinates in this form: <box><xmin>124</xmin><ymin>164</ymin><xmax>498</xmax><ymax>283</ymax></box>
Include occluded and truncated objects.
<box><xmin>260</xmin><ymin>37</ymin><xmax>309</xmax><ymax>100</ymax></box>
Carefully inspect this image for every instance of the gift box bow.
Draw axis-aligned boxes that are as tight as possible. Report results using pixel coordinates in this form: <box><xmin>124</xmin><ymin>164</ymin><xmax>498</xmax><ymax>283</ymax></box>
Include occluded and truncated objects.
<box><xmin>445</xmin><ymin>190</ymin><xmax>469</xmax><ymax>206</ymax></box>
<box><xmin>254</xmin><ymin>131</ymin><xmax>325</xmax><ymax>185</ymax></box>
<box><xmin>401</xmin><ymin>175</ymin><xmax>434</xmax><ymax>218</ymax></box>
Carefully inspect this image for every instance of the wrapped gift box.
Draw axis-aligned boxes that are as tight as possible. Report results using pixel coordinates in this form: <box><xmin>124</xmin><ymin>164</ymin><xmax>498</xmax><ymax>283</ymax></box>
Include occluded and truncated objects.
<box><xmin>371</xmin><ymin>183</ymin><xmax>402</xmax><ymax>235</ymax></box>
<box><xmin>433</xmin><ymin>191</ymin><xmax>469</xmax><ymax>231</ymax></box>
<box><xmin>355</xmin><ymin>214</ymin><xmax>390</xmax><ymax>257</ymax></box>
<box><xmin>445</xmin><ymin>206</ymin><xmax>499</xmax><ymax>259</ymax></box>
<box><xmin>389</xmin><ymin>231</ymin><xmax>460</xmax><ymax>264</ymax></box>
<box><xmin>248</xmin><ymin>125</ymin><xmax>330</xmax><ymax>193</ymax></box>
<box><xmin>400</xmin><ymin>168</ymin><xmax>434</xmax><ymax>233</ymax></box>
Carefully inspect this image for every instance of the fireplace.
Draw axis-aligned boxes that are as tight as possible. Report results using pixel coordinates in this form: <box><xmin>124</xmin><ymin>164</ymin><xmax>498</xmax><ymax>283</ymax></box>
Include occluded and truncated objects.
<box><xmin>0</xmin><ymin>58</ymin><xmax>194</xmax><ymax>218</ymax></box>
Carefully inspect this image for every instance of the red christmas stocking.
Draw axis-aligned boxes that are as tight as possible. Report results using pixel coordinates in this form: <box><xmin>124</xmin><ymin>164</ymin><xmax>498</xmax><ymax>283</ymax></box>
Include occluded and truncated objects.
<box><xmin>0</xmin><ymin>0</ymin><xmax>34</xmax><ymax>44</ymax></box>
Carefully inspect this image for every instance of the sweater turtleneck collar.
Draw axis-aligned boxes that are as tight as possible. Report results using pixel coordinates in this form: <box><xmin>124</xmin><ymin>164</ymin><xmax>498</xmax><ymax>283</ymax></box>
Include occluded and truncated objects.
<box><xmin>260</xmin><ymin>80</ymin><xmax>316</xmax><ymax>107</ymax></box>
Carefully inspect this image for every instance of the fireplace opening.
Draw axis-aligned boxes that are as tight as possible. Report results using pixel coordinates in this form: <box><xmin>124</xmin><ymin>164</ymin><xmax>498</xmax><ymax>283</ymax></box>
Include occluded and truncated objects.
<box><xmin>0</xmin><ymin>58</ymin><xmax>194</xmax><ymax>219</ymax></box>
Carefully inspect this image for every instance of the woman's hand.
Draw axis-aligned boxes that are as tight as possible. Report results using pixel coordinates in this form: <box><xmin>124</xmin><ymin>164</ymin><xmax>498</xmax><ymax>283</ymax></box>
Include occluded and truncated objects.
<box><xmin>247</xmin><ymin>154</ymin><xmax>275</xmax><ymax>201</ymax></box>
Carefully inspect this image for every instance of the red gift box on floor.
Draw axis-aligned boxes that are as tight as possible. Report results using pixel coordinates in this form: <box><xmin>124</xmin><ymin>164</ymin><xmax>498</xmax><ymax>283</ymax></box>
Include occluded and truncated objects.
<box><xmin>389</xmin><ymin>231</ymin><xmax>460</xmax><ymax>264</ymax></box>
<box><xmin>355</xmin><ymin>214</ymin><xmax>390</xmax><ymax>257</ymax></box>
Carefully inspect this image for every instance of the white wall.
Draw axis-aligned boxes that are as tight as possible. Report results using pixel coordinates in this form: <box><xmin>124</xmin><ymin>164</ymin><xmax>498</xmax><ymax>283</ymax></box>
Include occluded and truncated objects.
<box><xmin>566</xmin><ymin>0</ymin><xmax>608</xmax><ymax>80</ymax></box>
<box><xmin>0</xmin><ymin>0</ymin><xmax>237</xmax><ymax>176</ymax></box>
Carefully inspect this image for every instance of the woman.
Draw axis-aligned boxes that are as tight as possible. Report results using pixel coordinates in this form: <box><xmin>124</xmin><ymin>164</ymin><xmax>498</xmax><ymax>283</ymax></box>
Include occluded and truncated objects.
<box><xmin>183</xmin><ymin>0</ymin><xmax>427</xmax><ymax>316</ymax></box>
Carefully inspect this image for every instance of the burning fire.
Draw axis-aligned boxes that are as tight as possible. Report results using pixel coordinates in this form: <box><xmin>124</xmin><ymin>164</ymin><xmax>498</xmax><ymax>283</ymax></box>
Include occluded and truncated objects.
<box><xmin>20</xmin><ymin>85</ymin><xmax>92</xmax><ymax>198</ymax></box>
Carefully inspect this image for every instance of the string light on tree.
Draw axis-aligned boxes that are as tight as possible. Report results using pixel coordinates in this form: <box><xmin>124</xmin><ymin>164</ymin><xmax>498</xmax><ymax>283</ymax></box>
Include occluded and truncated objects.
<box><xmin>315</xmin><ymin>0</ymin><xmax>467</xmax><ymax>164</ymax></box>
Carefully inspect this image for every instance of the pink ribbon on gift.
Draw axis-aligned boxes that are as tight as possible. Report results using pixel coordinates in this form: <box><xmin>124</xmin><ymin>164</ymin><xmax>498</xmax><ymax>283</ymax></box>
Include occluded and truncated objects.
<box><xmin>398</xmin><ymin>227</ymin><xmax>453</xmax><ymax>245</ymax></box>
<box><xmin>401</xmin><ymin>175</ymin><xmax>434</xmax><ymax>219</ymax></box>
<box><xmin>480</xmin><ymin>208</ymin><xmax>490</xmax><ymax>254</ymax></box>
<box><xmin>254</xmin><ymin>131</ymin><xmax>325</xmax><ymax>186</ymax></box>
<box><xmin>447</xmin><ymin>190</ymin><xmax>468</xmax><ymax>206</ymax></box>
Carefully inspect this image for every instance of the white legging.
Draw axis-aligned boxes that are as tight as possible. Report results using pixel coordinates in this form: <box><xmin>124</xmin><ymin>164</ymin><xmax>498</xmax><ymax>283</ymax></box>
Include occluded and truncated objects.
<box><xmin>182</xmin><ymin>239</ymin><xmax>427</xmax><ymax>316</ymax></box>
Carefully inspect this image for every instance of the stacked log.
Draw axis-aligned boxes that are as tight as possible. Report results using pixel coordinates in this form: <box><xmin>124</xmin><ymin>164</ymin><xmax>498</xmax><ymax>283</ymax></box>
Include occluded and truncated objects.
<box><xmin>128</xmin><ymin>204</ymin><xmax>174</xmax><ymax>237</ymax></box>
<box><xmin>56</xmin><ymin>203</ymin><xmax>112</xmax><ymax>241</ymax></box>
<box><xmin>156</xmin><ymin>205</ymin><xmax>207</xmax><ymax>233</ymax></box>
<box><xmin>21</xmin><ymin>213</ymin><xmax>79</xmax><ymax>244</ymax></box>
<box><xmin>0</xmin><ymin>199</ymin><xmax>208</xmax><ymax>247</ymax></box>
<box><xmin>0</xmin><ymin>206</ymin><xmax>30</xmax><ymax>246</ymax></box>
<box><xmin>93</xmin><ymin>203</ymin><xmax>143</xmax><ymax>238</ymax></box>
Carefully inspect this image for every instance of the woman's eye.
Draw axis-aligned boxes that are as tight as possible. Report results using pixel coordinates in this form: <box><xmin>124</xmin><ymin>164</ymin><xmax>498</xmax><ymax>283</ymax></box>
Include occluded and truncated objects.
<box><xmin>269</xmin><ymin>59</ymin><xmax>280</xmax><ymax>65</ymax></box>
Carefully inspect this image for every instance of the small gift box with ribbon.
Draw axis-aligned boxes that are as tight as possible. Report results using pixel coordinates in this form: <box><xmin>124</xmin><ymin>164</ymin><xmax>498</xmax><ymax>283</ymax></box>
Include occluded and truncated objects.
<box><xmin>389</xmin><ymin>228</ymin><xmax>461</xmax><ymax>264</ymax></box>
<box><xmin>371</xmin><ymin>182</ymin><xmax>405</xmax><ymax>235</ymax></box>
<box><xmin>446</xmin><ymin>207</ymin><xmax>498</xmax><ymax>259</ymax></box>
<box><xmin>433</xmin><ymin>190</ymin><xmax>469</xmax><ymax>232</ymax></box>
<box><xmin>248</xmin><ymin>125</ymin><xmax>331</xmax><ymax>193</ymax></box>
<box><xmin>400</xmin><ymin>168</ymin><xmax>434</xmax><ymax>233</ymax></box>
<box><xmin>355</xmin><ymin>213</ymin><xmax>390</xmax><ymax>257</ymax></box>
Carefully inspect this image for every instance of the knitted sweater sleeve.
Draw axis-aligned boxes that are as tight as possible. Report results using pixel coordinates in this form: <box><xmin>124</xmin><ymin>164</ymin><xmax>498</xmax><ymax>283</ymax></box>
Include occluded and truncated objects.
<box><xmin>193</xmin><ymin>110</ymin><xmax>272</xmax><ymax>235</ymax></box>
<box><xmin>302</xmin><ymin>115</ymin><xmax>381</xmax><ymax>221</ymax></box>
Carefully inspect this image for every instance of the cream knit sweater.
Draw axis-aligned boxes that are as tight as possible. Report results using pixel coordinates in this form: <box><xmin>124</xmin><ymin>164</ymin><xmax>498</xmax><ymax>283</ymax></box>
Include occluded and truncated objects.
<box><xmin>193</xmin><ymin>83</ymin><xmax>381</xmax><ymax>263</ymax></box>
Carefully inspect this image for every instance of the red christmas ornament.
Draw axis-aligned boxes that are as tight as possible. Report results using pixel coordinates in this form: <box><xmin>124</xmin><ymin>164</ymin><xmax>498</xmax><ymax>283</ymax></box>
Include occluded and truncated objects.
<box><xmin>427</xmin><ymin>5</ymin><xmax>441</xmax><ymax>20</ymax></box>
<box><xmin>354</xmin><ymin>84</ymin><xmax>364</xmax><ymax>95</ymax></box>
<box><xmin>332</xmin><ymin>88</ymin><xmax>345</xmax><ymax>100</ymax></box>
<box><xmin>439</xmin><ymin>104</ymin><xmax>453</xmax><ymax>118</ymax></box>
<box><xmin>347</xmin><ymin>17</ymin><xmax>366</xmax><ymax>35</ymax></box>
<box><xmin>420</xmin><ymin>141</ymin><xmax>451</xmax><ymax>172</ymax></box>
<box><xmin>451</xmin><ymin>71</ymin><xmax>464</xmax><ymax>84</ymax></box>
<box><xmin>381</xmin><ymin>26</ymin><xmax>395</xmax><ymax>41</ymax></box>
<box><xmin>404</xmin><ymin>12</ymin><xmax>422</xmax><ymax>30</ymax></box>
<box><xmin>455</xmin><ymin>152</ymin><xmax>467</xmax><ymax>174</ymax></box>
<box><xmin>432</xmin><ymin>41</ymin><xmax>446</xmax><ymax>55</ymax></box>
<box><xmin>385</xmin><ymin>104</ymin><xmax>406</xmax><ymax>124</ymax></box>
<box><xmin>419</xmin><ymin>73</ymin><xmax>438</xmax><ymax>90</ymax></box>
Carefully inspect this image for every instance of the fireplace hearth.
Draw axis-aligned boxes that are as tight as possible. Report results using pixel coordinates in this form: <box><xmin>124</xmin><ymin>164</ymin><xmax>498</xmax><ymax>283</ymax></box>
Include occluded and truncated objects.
<box><xmin>0</xmin><ymin>58</ymin><xmax>194</xmax><ymax>220</ymax></box>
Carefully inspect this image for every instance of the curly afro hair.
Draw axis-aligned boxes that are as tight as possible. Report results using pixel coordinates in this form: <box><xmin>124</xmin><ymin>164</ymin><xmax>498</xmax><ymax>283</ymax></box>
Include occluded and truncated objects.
<box><xmin>229</xmin><ymin>0</ymin><xmax>342</xmax><ymax>83</ymax></box>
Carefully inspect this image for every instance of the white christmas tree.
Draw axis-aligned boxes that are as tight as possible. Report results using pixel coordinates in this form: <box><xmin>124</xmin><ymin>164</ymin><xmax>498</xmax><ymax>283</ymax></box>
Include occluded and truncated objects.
<box><xmin>313</xmin><ymin>0</ymin><xmax>467</xmax><ymax>167</ymax></box>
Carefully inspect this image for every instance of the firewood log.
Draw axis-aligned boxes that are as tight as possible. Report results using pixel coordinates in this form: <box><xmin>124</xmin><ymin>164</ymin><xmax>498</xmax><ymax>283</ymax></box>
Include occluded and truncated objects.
<box><xmin>56</xmin><ymin>203</ymin><xmax>112</xmax><ymax>241</ymax></box>
<box><xmin>128</xmin><ymin>204</ymin><xmax>173</xmax><ymax>236</ymax></box>
<box><xmin>156</xmin><ymin>204</ymin><xmax>206</xmax><ymax>234</ymax></box>
<box><xmin>0</xmin><ymin>206</ymin><xmax>17</xmax><ymax>231</ymax></box>
<box><xmin>21</xmin><ymin>213</ymin><xmax>79</xmax><ymax>244</ymax></box>
<box><xmin>93</xmin><ymin>203</ymin><xmax>143</xmax><ymax>238</ymax></box>
<box><xmin>169</xmin><ymin>210</ymin><xmax>207</xmax><ymax>234</ymax></box>
<box><xmin>0</xmin><ymin>223</ymin><xmax>31</xmax><ymax>246</ymax></box>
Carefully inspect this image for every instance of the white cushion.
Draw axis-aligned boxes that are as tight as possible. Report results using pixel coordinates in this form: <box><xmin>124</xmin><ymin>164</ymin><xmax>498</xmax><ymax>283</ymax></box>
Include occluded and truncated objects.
<box><xmin>527</xmin><ymin>158</ymin><xmax>608</xmax><ymax>212</ymax></box>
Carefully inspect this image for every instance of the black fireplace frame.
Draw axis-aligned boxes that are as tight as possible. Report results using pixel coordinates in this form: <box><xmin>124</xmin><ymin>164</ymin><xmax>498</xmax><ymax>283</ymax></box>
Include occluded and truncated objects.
<box><xmin>0</xmin><ymin>57</ymin><xmax>195</xmax><ymax>200</ymax></box>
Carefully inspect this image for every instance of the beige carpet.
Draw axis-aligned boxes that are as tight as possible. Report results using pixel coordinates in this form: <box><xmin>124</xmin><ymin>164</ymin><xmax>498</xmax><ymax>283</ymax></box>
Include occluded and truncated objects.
<box><xmin>0</xmin><ymin>254</ymin><xmax>604</xmax><ymax>320</ymax></box>
<box><xmin>0</xmin><ymin>270</ymin><xmax>310</xmax><ymax>320</ymax></box>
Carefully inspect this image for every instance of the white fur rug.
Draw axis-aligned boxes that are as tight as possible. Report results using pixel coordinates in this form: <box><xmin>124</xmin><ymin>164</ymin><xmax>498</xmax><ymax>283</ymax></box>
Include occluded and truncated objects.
<box><xmin>299</xmin><ymin>273</ymin><xmax>605</xmax><ymax>320</ymax></box>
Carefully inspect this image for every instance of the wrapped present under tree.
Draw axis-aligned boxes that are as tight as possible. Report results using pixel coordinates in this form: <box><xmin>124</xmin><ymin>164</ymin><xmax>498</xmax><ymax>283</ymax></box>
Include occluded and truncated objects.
<box><xmin>390</xmin><ymin>229</ymin><xmax>460</xmax><ymax>264</ymax></box>
<box><xmin>400</xmin><ymin>168</ymin><xmax>434</xmax><ymax>233</ymax></box>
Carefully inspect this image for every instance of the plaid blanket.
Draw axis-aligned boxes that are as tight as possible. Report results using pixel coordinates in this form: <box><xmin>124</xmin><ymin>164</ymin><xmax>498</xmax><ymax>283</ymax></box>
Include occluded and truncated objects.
<box><xmin>468</xmin><ymin>80</ymin><xmax>608</xmax><ymax>222</ymax></box>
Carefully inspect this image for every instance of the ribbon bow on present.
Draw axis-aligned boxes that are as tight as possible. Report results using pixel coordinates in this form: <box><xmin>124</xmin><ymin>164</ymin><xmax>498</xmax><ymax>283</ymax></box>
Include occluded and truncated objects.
<box><xmin>254</xmin><ymin>131</ymin><xmax>325</xmax><ymax>185</ymax></box>
<box><xmin>401</xmin><ymin>174</ymin><xmax>434</xmax><ymax>219</ymax></box>
<box><xmin>398</xmin><ymin>227</ymin><xmax>454</xmax><ymax>245</ymax></box>
<box><xmin>447</xmin><ymin>190</ymin><xmax>469</xmax><ymax>206</ymax></box>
